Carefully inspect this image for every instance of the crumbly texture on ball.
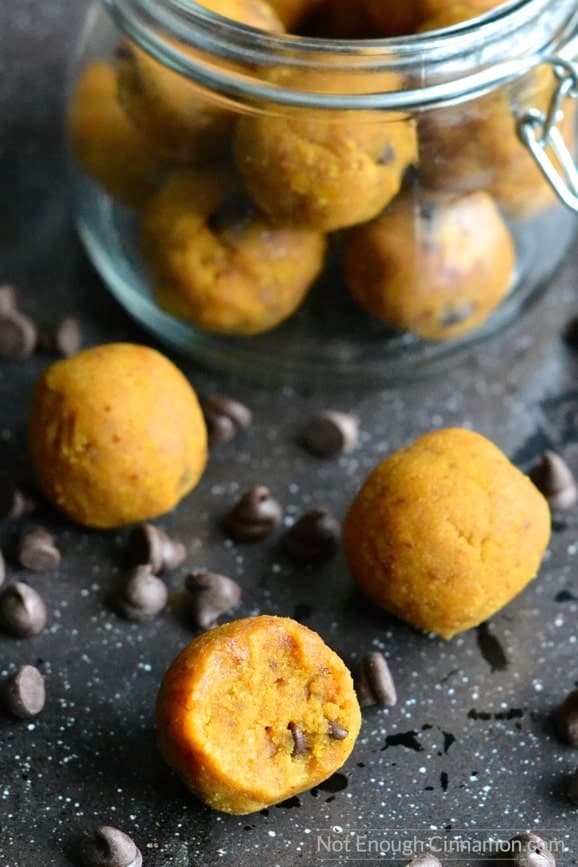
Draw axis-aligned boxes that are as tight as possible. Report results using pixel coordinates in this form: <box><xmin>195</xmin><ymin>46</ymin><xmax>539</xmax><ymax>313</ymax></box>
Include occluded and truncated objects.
<box><xmin>156</xmin><ymin>615</ymin><xmax>361</xmax><ymax>814</ymax></box>
<box><xmin>68</xmin><ymin>61</ymin><xmax>164</xmax><ymax>208</ymax></box>
<box><xmin>141</xmin><ymin>167</ymin><xmax>326</xmax><ymax>335</ymax></box>
<box><xmin>417</xmin><ymin>61</ymin><xmax>576</xmax><ymax>219</ymax></box>
<box><xmin>234</xmin><ymin>67</ymin><xmax>417</xmax><ymax>232</ymax></box>
<box><xmin>344</xmin><ymin>190</ymin><xmax>515</xmax><ymax>340</ymax></box>
<box><xmin>343</xmin><ymin>428</ymin><xmax>551</xmax><ymax>639</ymax></box>
<box><xmin>117</xmin><ymin>1</ymin><xmax>283</xmax><ymax>163</ymax></box>
<box><xmin>29</xmin><ymin>344</ymin><xmax>207</xmax><ymax>529</ymax></box>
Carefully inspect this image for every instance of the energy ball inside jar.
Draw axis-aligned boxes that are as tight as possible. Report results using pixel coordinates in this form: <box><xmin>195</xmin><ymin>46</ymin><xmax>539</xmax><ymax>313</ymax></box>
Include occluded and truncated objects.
<box><xmin>29</xmin><ymin>344</ymin><xmax>207</xmax><ymax>529</ymax></box>
<box><xmin>234</xmin><ymin>68</ymin><xmax>417</xmax><ymax>232</ymax></box>
<box><xmin>417</xmin><ymin>14</ymin><xmax>576</xmax><ymax>221</ymax></box>
<box><xmin>344</xmin><ymin>190</ymin><xmax>515</xmax><ymax>340</ymax></box>
<box><xmin>156</xmin><ymin>615</ymin><xmax>361</xmax><ymax>814</ymax></box>
<box><xmin>68</xmin><ymin>61</ymin><xmax>164</xmax><ymax>209</ymax></box>
<box><xmin>343</xmin><ymin>428</ymin><xmax>551</xmax><ymax>639</ymax></box>
<box><xmin>362</xmin><ymin>0</ymin><xmax>424</xmax><ymax>36</ymax></box>
<box><xmin>141</xmin><ymin>167</ymin><xmax>326</xmax><ymax>335</ymax></box>
<box><xmin>117</xmin><ymin>1</ymin><xmax>284</xmax><ymax>164</ymax></box>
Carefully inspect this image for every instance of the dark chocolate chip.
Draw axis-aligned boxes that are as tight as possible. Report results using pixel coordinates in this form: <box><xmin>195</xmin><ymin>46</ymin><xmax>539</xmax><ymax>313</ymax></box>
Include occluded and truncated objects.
<box><xmin>202</xmin><ymin>394</ymin><xmax>252</xmax><ymax>448</ymax></box>
<box><xmin>226</xmin><ymin>485</ymin><xmax>283</xmax><ymax>542</ymax></box>
<box><xmin>285</xmin><ymin>507</ymin><xmax>340</xmax><ymax>565</ymax></box>
<box><xmin>39</xmin><ymin>316</ymin><xmax>83</xmax><ymax>358</ymax></box>
<box><xmin>554</xmin><ymin>688</ymin><xmax>578</xmax><ymax>746</ymax></box>
<box><xmin>19</xmin><ymin>527</ymin><xmax>61</xmax><ymax>572</ymax></box>
<box><xmin>0</xmin><ymin>285</ymin><xmax>17</xmax><ymax>314</ymax></box>
<box><xmin>0</xmin><ymin>310</ymin><xmax>37</xmax><ymax>361</ymax></box>
<box><xmin>508</xmin><ymin>833</ymin><xmax>556</xmax><ymax>867</ymax></box>
<box><xmin>2</xmin><ymin>665</ymin><xmax>46</xmax><ymax>719</ymax></box>
<box><xmin>355</xmin><ymin>652</ymin><xmax>398</xmax><ymax>708</ymax></box>
<box><xmin>529</xmin><ymin>451</ymin><xmax>577</xmax><ymax>510</ymax></box>
<box><xmin>0</xmin><ymin>582</ymin><xmax>48</xmax><ymax>637</ymax></box>
<box><xmin>302</xmin><ymin>411</ymin><xmax>359</xmax><ymax>458</ymax></box>
<box><xmin>569</xmin><ymin>768</ymin><xmax>578</xmax><ymax>804</ymax></box>
<box><xmin>0</xmin><ymin>480</ymin><xmax>36</xmax><ymax>520</ymax></box>
<box><xmin>328</xmin><ymin>720</ymin><xmax>348</xmax><ymax>740</ymax></box>
<box><xmin>185</xmin><ymin>570</ymin><xmax>241</xmax><ymax>630</ymax></box>
<box><xmin>288</xmin><ymin>721</ymin><xmax>308</xmax><ymax>757</ymax></box>
<box><xmin>563</xmin><ymin>315</ymin><xmax>578</xmax><ymax>349</ymax></box>
<box><xmin>81</xmin><ymin>825</ymin><xmax>142</xmax><ymax>867</ymax></box>
<box><xmin>407</xmin><ymin>856</ymin><xmax>443</xmax><ymax>867</ymax></box>
<box><xmin>126</xmin><ymin>523</ymin><xmax>186</xmax><ymax>573</ymax></box>
<box><xmin>117</xmin><ymin>566</ymin><xmax>168</xmax><ymax>622</ymax></box>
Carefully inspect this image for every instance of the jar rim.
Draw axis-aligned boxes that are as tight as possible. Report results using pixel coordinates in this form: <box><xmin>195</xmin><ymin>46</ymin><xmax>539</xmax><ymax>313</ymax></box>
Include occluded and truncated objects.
<box><xmin>105</xmin><ymin>0</ymin><xmax>578</xmax><ymax>110</ymax></box>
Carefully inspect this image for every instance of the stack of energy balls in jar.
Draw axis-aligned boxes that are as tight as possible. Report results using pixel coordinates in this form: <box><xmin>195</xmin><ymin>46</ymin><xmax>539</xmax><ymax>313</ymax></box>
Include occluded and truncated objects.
<box><xmin>68</xmin><ymin>0</ymin><xmax>575</xmax><ymax>342</ymax></box>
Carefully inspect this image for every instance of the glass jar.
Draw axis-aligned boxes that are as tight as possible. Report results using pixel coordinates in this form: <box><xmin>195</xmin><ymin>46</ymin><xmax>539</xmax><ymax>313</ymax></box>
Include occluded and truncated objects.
<box><xmin>68</xmin><ymin>0</ymin><xmax>578</xmax><ymax>385</ymax></box>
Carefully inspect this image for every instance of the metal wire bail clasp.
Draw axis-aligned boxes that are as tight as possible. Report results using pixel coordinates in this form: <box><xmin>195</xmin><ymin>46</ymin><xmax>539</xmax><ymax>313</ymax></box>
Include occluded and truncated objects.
<box><xmin>517</xmin><ymin>56</ymin><xmax>578</xmax><ymax>213</ymax></box>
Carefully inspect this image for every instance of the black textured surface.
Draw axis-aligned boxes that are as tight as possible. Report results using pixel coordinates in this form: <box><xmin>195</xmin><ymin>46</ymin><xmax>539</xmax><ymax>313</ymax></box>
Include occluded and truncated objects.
<box><xmin>1</xmin><ymin>2</ymin><xmax>578</xmax><ymax>866</ymax></box>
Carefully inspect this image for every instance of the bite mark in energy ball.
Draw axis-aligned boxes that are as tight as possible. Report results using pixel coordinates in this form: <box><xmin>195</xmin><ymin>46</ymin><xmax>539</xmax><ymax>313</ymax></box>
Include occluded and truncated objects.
<box><xmin>142</xmin><ymin>168</ymin><xmax>325</xmax><ymax>336</ymax></box>
<box><xmin>343</xmin><ymin>428</ymin><xmax>551</xmax><ymax>639</ymax></box>
<box><xmin>28</xmin><ymin>343</ymin><xmax>207</xmax><ymax>529</ymax></box>
<box><xmin>156</xmin><ymin>615</ymin><xmax>361</xmax><ymax>813</ymax></box>
<box><xmin>345</xmin><ymin>191</ymin><xmax>515</xmax><ymax>341</ymax></box>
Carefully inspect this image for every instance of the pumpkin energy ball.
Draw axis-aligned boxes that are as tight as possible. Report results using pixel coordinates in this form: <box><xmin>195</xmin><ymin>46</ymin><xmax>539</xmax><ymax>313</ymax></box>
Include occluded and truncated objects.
<box><xmin>68</xmin><ymin>61</ymin><xmax>164</xmax><ymax>209</ymax></box>
<box><xmin>142</xmin><ymin>167</ymin><xmax>326</xmax><ymax>335</ymax></box>
<box><xmin>234</xmin><ymin>67</ymin><xmax>417</xmax><ymax>232</ymax></box>
<box><xmin>156</xmin><ymin>615</ymin><xmax>361</xmax><ymax>813</ymax></box>
<box><xmin>344</xmin><ymin>190</ymin><xmax>515</xmax><ymax>340</ymax></box>
<box><xmin>344</xmin><ymin>428</ymin><xmax>551</xmax><ymax>639</ymax></box>
<box><xmin>29</xmin><ymin>344</ymin><xmax>207</xmax><ymax>529</ymax></box>
<box><xmin>118</xmin><ymin>1</ymin><xmax>283</xmax><ymax>164</ymax></box>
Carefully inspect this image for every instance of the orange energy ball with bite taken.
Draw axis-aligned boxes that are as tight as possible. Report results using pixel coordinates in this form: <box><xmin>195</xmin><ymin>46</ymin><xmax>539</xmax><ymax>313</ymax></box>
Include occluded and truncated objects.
<box><xmin>344</xmin><ymin>190</ymin><xmax>515</xmax><ymax>340</ymax></box>
<box><xmin>117</xmin><ymin>0</ymin><xmax>283</xmax><ymax>164</ymax></box>
<box><xmin>29</xmin><ymin>344</ymin><xmax>207</xmax><ymax>529</ymax></box>
<box><xmin>156</xmin><ymin>615</ymin><xmax>361</xmax><ymax>814</ymax></box>
<box><xmin>344</xmin><ymin>428</ymin><xmax>551</xmax><ymax>639</ymax></box>
<box><xmin>234</xmin><ymin>67</ymin><xmax>417</xmax><ymax>231</ymax></box>
<box><xmin>68</xmin><ymin>60</ymin><xmax>164</xmax><ymax>209</ymax></box>
<box><xmin>142</xmin><ymin>167</ymin><xmax>326</xmax><ymax>335</ymax></box>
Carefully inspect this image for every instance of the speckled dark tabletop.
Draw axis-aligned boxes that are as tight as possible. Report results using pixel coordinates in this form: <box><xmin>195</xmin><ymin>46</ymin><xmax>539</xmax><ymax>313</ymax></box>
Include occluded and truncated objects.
<box><xmin>1</xmin><ymin>2</ymin><xmax>578</xmax><ymax>866</ymax></box>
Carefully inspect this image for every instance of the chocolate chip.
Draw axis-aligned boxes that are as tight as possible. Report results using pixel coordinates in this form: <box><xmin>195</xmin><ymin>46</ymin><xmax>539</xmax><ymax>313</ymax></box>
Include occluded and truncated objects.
<box><xmin>285</xmin><ymin>507</ymin><xmax>340</xmax><ymax>565</ymax></box>
<box><xmin>407</xmin><ymin>856</ymin><xmax>443</xmax><ymax>867</ymax></box>
<box><xmin>0</xmin><ymin>285</ymin><xmax>17</xmax><ymax>314</ymax></box>
<box><xmin>226</xmin><ymin>485</ymin><xmax>283</xmax><ymax>542</ymax></box>
<box><xmin>554</xmin><ymin>688</ymin><xmax>578</xmax><ymax>746</ymax></box>
<box><xmin>288</xmin><ymin>721</ymin><xmax>308</xmax><ymax>757</ymax></box>
<box><xmin>19</xmin><ymin>527</ymin><xmax>61</xmax><ymax>572</ymax></box>
<box><xmin>302</xmin><ymin>411</ymin><xmax>359</xmax><ymax>458</ymax></box>
<box><xmin>202</xmin><ymin>394</ymin><xmax>252</xmax><ymax>447</ymax></box>
<box><xmin>2</xmin><ymin>665</ymin><xmax>46</xmax><ymax>719</ymax></box>
<box><xmin>508</xmin><ymin>833</ymin><xmax>556</xmax><ymax>867</ymax></box>
<box><xmin>0</xmin><ymin>480</ymin><xmax>36</xmax><ymax>521</ymax></box>
<box><xmin>529</xmin><ymin>451</ymin><xmax>577</xmax><ymax>510</ymax></box>
<box><xmin>117</xmin><ymin>566</ymin><xmax>168</xmax><ymax>622</ymax></box>
<box><xmin>125</xmin><ymin>523</ymin><xmax>186</xmax><ymax>573</ymax></box>
<box><xmin>355</xmin><ymin>652</ymin><xmax>398</xmax><ymax>708</ymax></box>
<box><xmin>185</xmin><ymin>570</ymin><xmax>241</xmax><ymax>630</ymax></box>
<box><xmin>39</xmin><ymin>316</ymin><xmax>83</xmax><ymax>358</ymax></box>
<box><xmin>0</xmin><ymin>310</ymin><xmax>37</xmax><ymax>360</ymax></box>
<box><xmin>328</xmin><ymin>720</ymin><xmax>348</xmax><ymax>740</ymax></box>
<box><xmin>0</xmin><ymin>582</ymin><xmax>48</xmax><ymax>637</ymax></box>
<box><xmin>569</xmin><ymin>768</ymin><xmax>578</xmax><ymax>804</ymax></box>
<box><xmin>81</xmin><ymin>825</ymin><xmax>142</xmax><ymax>867</ymax></box>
